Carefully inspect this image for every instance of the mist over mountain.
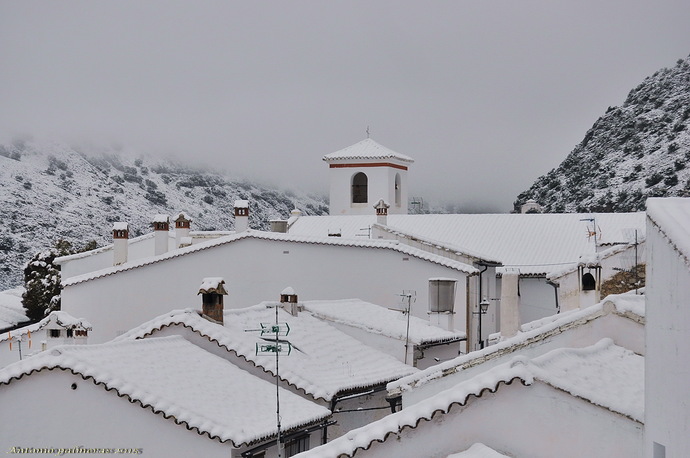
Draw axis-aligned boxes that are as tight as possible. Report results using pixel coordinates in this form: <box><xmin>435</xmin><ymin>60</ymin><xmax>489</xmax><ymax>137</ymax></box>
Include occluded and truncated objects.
<box><xmin>0</xmin><ymin>140</ymin><xmax>329</xmax><ymax>290</ymax></box>
<box><xmin>515</xmin><ymin>55</ymin><xmax>690</xmax><ymax>213</ymax></box>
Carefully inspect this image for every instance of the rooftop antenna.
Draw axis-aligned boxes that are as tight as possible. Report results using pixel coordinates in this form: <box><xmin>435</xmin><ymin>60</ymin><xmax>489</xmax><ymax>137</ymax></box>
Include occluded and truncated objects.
<box><xmin>366</xmin><ymin>126</ymin><xmax>370</xmax><ymax>138</ymax></box>
<box><xmin>580</xmin><ymin>217</ymin><xmax>599</xmax><ymax>248</ymax></box>
<box><xmin>245</xmin><ymin>306</ymin><xmax>292</xmax><ymax>458</ymax></box>
<box><xmin>389</xmin><ymin>290</ymin><xmax>416</xmax><ymax>364</ymax></box>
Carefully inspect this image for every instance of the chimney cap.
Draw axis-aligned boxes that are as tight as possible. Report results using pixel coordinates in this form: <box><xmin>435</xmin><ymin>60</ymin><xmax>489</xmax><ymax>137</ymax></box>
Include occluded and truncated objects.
<box><xmin>174</xmin><ymin>212</ymin><xmax>192</xmax><ymax>222</ymax></box>
<box><xmin>198</xmin><ymin>277</ymin><xmax>228</xmax><ymax>295</ymax></box>
<box><xmin>374</xmin><ymin>199</ymin><xmax>390</xmax><ymax>210</ymax></box>
<box><xmin>281</xmin><ymin>286</ymin><xmax>296</xmax><ymax>296</ymax></box>
<box><xmin>152</xmin><ymin>214</ymin><xmax>169</xmax><ymax>224</ymax></box>
<box><xmin>290</xmin><ymin>208</ymin><xmax>302</xmax><ymax>217</ymax></box>
<box><xmin>234</xmin><ymin>200</ymin><xmax>249</xmax><ymax>209</ymax></box>
<box><xmin>113</xmin><ymin>222</ymin><xmax>129</xmax><ymax>231</ymax></box>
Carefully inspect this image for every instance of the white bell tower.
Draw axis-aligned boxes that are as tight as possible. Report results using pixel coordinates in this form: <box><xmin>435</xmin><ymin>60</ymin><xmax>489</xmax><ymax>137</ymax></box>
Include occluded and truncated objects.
<box><xmin>323</xmin><ymin>138</ymin><xmax>414</xmax><ymax>215</ymax></box>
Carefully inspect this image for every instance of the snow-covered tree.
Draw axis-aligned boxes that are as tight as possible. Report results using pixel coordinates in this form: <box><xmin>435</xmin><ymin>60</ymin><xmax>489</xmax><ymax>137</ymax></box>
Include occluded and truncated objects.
<box><xmin>21</xmin><ymin>240</ymin><xmax>74</xmax><ymax>322</ymax></box>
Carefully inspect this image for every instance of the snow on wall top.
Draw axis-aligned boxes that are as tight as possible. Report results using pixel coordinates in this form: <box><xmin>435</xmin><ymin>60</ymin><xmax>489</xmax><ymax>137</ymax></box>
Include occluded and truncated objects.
<box><xmin>296</xmin><ymin>339</ymin><xmax>642</xmax><ymax>457</ymax></box>
<box><xmin>447</xmin><ymin>443</ymin><xmax>510</xmax><ymax>458</ymax></box>
<box><xmin>1</xmin><ymin>310</ymin><xmax>92</xmax><ymax>343</ymax></box>
<box><xmin>388</xmin><ymin>292</ymin><xmax>644</xmax><ymax>394</ymax></box>
<box><xmin>322</xmin><ymin>138</ymin><xmax>415</xmax><ymax>163</ymax></box>
<box><xmin>646</xmin><ymin>197</ymin><xmax>690</xmax><ymax>263</ymax></box>
<box><xmin>0</xmin><ymin>335</ymin><xmax>330</xmax><ymax>446</ymax></box>
<box><xmin>303</xmin><ymin>299</ymin><xmax>466</xmax><ymax>344</ymax></box>
<box><xmin>116</xmin><ymin>307</ymin><xmax>417</xmax><ymax>401</ymax></box>
<box><xmin>288</xmin><ymin>212</ymin><xmax>646</xmax><ymax>276</ymax></box>
<box><xmin>61</xmin><ymin>229</ymin><xmax>478</xmax><ymax>287</ymax></box>
<box><xmin>0</xmin><ymin>288</ymin><xmax>28</xmax><ymax>331</ymax></box>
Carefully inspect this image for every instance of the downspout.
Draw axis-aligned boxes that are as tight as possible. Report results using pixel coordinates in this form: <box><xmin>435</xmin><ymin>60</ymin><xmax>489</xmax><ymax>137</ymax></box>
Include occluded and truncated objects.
<box><xmin>477</xmin><ymin>263</ymin><xmax>489</xmax><ymax>349</ymax></box>
<box><xmin>546</xmin><ymin>279</ymin><xmax>560</xmax><ymax>314</ymax></box>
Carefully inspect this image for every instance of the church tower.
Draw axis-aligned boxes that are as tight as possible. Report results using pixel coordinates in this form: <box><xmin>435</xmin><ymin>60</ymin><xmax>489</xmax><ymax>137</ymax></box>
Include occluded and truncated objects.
<box><xmin>323</xmin><ymin>138</ymin><xmax>414</xmax><ymax>215</ymax></box>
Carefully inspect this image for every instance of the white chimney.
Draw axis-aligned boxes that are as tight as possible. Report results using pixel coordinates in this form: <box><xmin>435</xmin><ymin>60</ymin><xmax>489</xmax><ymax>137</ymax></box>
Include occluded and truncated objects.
<box><xmin>234</xmin><ymin>200</ymin><xmax>249</xmax><ymax>232</ymax></box>
<box><xmin>500</xmin><ymin>272</ymin><xmax>520</xmax><ymax>339</ymax></box>
<box><xmin>152</xmin><ymin>214</ymin><xmax>169</xmax><ymax>256</ymax></box>
<box><xmin>174</xmin><ymin>212</ymin><xmax>192</xmax><ymax>248</ymax></box>
<box><xmin>280</xmin><ymin>286</ymin><xmax>300</xmax><ymax>316</ymax></box>
<box><xmin>112</xmin><ymin>222</ymin><xmax>129</xmax><ymax>266</ymax></box>
<box><xmin>428</xmin><ymin>278</ymin><xmax>457</xmax><ymax>331</ymax></box>
<box><xmin>374</xmin><ymin>199</ymin><xmax>390</xmax><ymax>226</ymax></box>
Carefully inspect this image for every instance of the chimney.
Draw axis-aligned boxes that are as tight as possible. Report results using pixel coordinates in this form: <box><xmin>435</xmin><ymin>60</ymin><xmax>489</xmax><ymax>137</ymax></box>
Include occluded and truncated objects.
<box><xmin>174</xmin><ymin>212</ymin><xmax>192</xmax><ymax>248</ymax></box>
<box><xmin>113</xmin><ymin>222</ymin><xmax>129</xmax><ymax>266</ymax></box>
<box><xmin>500</xmin><ymin>272</ymin><xmax>520</xmax><ymax>339</ymax></box>
<box><xmin>280</xmin><ymin>286</ymin><xmax>300</xmax><ymax>316</ymax></box>
<box><xmin>374</xmin><ymin>199</ymin><xmax>390</xmax><ymax>226</ymax></box>
<box><xmin>234</xmin><ymin>200</ymin><xmax>249</xmax><ymax>232</ymax></box>
<box><xmin>152</xmin><ymin>214</ymin><xmax>170</xmax><ymax>256</ymax></box>
<box><xmin>428</xmin><ymin>278</ymin><xmax>457</xmax><ymax>331</ymax></box>
<box><xmin>270</xmin><ymin>219</ymin><xmax>288</xmax><ymax>233</ymax></box>
<box><xmin>198</xmin><ymin>277</ymin><xmax>228</xmax><ymax>324</ymax></box>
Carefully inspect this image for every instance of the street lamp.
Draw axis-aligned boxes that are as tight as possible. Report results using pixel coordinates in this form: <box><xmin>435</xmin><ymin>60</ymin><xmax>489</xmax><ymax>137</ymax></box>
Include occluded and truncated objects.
<box><xmin>473</xmin><ymin>298</ymin><xmax>490</xmax><ymax>350</ymax></box>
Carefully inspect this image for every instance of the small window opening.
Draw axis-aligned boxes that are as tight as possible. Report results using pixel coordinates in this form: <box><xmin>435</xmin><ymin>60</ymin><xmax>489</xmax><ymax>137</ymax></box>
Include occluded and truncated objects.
<box><xmin>582</xmin><ymin>272</ymin><xmax>596</xmax><ymax>291</ymax></box>
<box><xmin>352</xmin><ymin>172</ymin><xmax>368</xmax><ymax>204</ymax></box>
<box><xmin>395</xmin><ymin>173</ymin><xmax>401</xmax><ymax>206</ymax></box>
<box><xmin>66</xmin><ymin>329</ymin><xmax>73</xmax><ymax>338</ymax></box>
<box><xmin>49</xmin><ymin>329</ymin><xmax>61</xmax><ymax>338</ymax></box>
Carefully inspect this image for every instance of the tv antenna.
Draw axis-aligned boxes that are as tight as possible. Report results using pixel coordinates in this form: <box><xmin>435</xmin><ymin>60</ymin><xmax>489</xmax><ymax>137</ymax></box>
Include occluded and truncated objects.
<box><xmin>389</xmin><ymin>290</ymin><xmax>416</xmax><ymax>364</ymax></box>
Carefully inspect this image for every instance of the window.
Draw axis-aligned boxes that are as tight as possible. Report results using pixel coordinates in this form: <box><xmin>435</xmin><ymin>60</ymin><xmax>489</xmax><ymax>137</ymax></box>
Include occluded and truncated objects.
<box><xmin>66</xmin><ymin>329</ymin><xmax>73</xmax><ymax>338</ymax></box>
<box><xmin>582</xmin><ymin>272</ymin><xmax>596</xmax><ymax>291</ymax></box>
<box><xmin>395</xmin><ymin>173</ymin><xmax>401</xmax><ymax>206</ymax></box>
<box><xmin>75</xmin><ymin>330</ymin><xmax>88</xmax><ymax>337</ymax></box>
<box><xmin>352</xmin><ymin>172</ymin><xmax>368</xmax><ymax>204</ymax></box>
<box><xmin>49</xmin><ymin>329</ymin><xmax>61</xmax><ymax>338</ymax></box>
<box><xmin>285</xmin><ymin>435</ymin><xmax>309</xmax><ymax>457</ymax></box>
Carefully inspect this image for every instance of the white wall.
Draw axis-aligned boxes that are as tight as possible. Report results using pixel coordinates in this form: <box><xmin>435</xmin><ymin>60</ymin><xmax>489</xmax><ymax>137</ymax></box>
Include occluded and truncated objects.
<box><xmin>645</xmin><ymin>219</ymin><xmax>690</xmax><ymax>458</ymax></box>
<box><xmin>62</xmin><ymin>238</ymin><xmax>469</xmax><ymax>343</ymax></box>
<box><xmin>328</xmin><ymin>165</ymin><xmax>408</xmax><ymax>216</ymax></box>
<box><xmin>0</xmin><ymin>369</ymin><xmax>234</xmax><ymax>457</ymax></box>
<box><xmin>355</xmin><ymin>382</ymin><xmax>642</xmax><ymax>458</ymax></box>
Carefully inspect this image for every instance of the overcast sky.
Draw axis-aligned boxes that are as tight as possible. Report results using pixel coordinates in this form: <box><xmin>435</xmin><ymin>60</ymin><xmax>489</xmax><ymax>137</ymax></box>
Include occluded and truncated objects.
<box><xmin>2</xmin><ymin>1</ymin><xmax>690</xmax><ymax>212</ymax></box>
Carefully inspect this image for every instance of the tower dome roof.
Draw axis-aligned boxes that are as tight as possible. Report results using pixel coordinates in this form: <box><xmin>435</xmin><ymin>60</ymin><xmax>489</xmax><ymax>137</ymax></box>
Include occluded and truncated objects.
<box><xmin>322</xmin><ymin>138</ymin><xmax>414</xmax><ymax>163</ymax></box>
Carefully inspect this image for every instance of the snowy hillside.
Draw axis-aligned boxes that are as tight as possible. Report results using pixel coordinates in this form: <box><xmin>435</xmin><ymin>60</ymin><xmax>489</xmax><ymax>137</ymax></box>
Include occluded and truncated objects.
<box><xmin>515</xmin><ymin>55</ymin><xmax>690</xmax><ymax>213</ymax></box>
<box><xmin>0</xmin><ymin>140</ymin><xmax>328</xmax><ymax>290</ymax></box>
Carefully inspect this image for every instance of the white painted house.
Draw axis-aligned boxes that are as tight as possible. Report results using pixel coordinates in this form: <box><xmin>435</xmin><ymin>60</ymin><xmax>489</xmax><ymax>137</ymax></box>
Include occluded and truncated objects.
<box><xmin>0</xmin><ymin>336</ymin><xmax>330</xmax><ymax>458</ymax></box>
<box><xmin>115</xmin><ymin>292</ymin><xmax>417</xmax><ymax>441</ymax></box>
<box><xmin>0</xmin><ymin>287</ymin><xmax>28</xmax><ymax>332</ymax></box>
<box><xmin>644</xmin><ymin>197</ymin><xmax>690</xmax><ymax>458</ymax></box>
<box><xmin>0</xmin><ymin>310</ymin><xmax>91</xmax><ymax>368</ymax></box>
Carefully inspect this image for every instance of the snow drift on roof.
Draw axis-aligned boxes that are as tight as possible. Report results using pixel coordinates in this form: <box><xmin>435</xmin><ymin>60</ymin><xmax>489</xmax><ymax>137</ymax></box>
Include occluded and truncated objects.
<box><xmin>0</xmin><ymin>288</ymin><xmax>28</xmax><ymax>331</ymax></box>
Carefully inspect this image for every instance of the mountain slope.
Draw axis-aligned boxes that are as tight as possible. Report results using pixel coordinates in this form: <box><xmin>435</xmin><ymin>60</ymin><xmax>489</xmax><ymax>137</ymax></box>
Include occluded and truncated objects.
<box><xmin>0</xmin><ymin>141</ymin><xmax>328</xmax><ymax>290</ymax></box>
<box><xmin>514</xmin><ymin>55</ymin><xmax>690</xmax><ymax>213</ymax></box>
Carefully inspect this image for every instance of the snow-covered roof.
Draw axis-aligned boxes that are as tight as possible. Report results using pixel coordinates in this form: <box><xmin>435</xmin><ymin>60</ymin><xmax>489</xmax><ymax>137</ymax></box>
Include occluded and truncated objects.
<box><xmin>0</xmin><ymin>288</ymin><xmax>28</xmax><ymax>331</ymax></box>
<box><xmin>116</xmin><ymin>307</ymin><xmax>417</xmax><ymax>401</ymax></box>
<box><xmin>1</xmin><ymin>311</ymin><xmax>92</xmax><ymax>343</ymax></box>
<box><xmin>0</xmin><ymin>336</ymin><xmax>330</xmax><ymax>447</ymax></box>
<box><xmin>646</xmin><ymin>197</ymin><xmax>690</xmax><ymax>263</ymax></box>
<box><xmin>62</xmin><ymin>229</ymin><xmax>478</xmax><ymax>287</ymax></box>
<box><xmin>288</xmin><ymin>212</ymin><xmax>646</xmax><ymax>276</ymax></box>
<box><xmin>322</xmin><ymin>138</ymin><xmax>415</xmax><ymax>163</ymax></box>
<box><xmin>296</xmin><ymin>338</ymin><xmax>643</xmax><ymax>457</ymax></box>
<box><xmin>303</xmin><ymin>299</ymin><xmax>466</xmax><ymax>344</ymax></box>
<box><xmin>447</xmin><ymin>444</ymin><xmax>510</xmax><ymax>458</ymax></box>
<box><xmin>388</xmin><ymin>292</ymin><xmax>644</xmax><ymax>395</ymax></box>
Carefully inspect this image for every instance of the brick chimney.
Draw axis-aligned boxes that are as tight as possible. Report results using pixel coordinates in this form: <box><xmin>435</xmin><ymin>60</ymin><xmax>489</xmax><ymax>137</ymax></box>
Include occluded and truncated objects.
<box><xmin>374</xmin><ymin>199</ymin><xmax>390</xmax><ymax>226</ymax></box>
<box><xmin>113</xmin><ymin>222</ymin><xmax>129</xmax><ymax>266</ymax></box>
<box><xmin>174</xmin><ymin>212</ymin><xmax>192</xmax><ymax>248</ymax></box>
<box><xmin>152</xmin><ymin>214</ymin><xmax>169</xmax><ymax>256</ymax></box>
<box><xmin>234</xmin><ymin>200</ymin><xmax>249</xmax><ymax>232</ymax></box>
<box><xmin>280</xmin><ymin>286</ymin><xmax>300</xmax><ymax>316</ymax></box>
<box><xmin>198</xmin><ymin>277</ymin><xmax>228</xmax><ymax>324</ymax></box>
